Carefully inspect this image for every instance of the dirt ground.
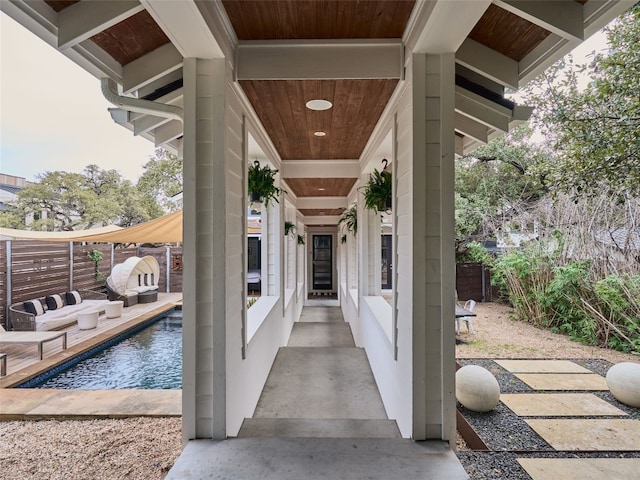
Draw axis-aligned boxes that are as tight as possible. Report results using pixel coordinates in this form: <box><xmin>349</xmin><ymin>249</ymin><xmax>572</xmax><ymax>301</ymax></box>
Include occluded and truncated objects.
<box><xmin>1</xmin><ymin>302</ymin><xmax>637</xmax><ymax>479</ymax></box>
<box><xmin>456</xmin><ymin>301</ymin><xmax>638</xmax><ymax>364</ymax></box>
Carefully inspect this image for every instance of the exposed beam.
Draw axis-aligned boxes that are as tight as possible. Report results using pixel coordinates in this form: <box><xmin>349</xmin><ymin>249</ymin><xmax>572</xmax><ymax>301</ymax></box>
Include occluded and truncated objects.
<box><xmin>494</xmin><ymin>0</ymin><xmax>584</xmax><ymax>42</ymax></box>
<box><xmin>58</xmin><ymin>0</ymin><xmax>143</xmax><ymax>50</ymax></box>
<box><xmin>236</xmin><ymin>41</ymin><xmax>403</xmax><ymax>80</ymax></box>
<box><xmin>122</xmin><ymin>43</ymin><xmax>183</xmax><ymax>94</ymax></box>
<box><xmin>134</xmin><ymin>115</ymin><xmax>171</xmax><ymax>136</ymax></box>
<box><xmin>410</xmin><ymin>0</ymin><xmax>492</xmax><ymax>53</ymax></box>
<box><xmin>296</xmin><ymin>197</ymin><xmax>348</xmax><ymax>210</ymax></box>
<box><xmin>454</xmin><ymin>113</ymin><xmax>489</xmax><ymax>144</ymax></box>
<box><xmin>154</xmin><ymin>120</ymin><xmax>183</xmax><ymax>147</ymax></box>
<box><xmin>140</xmin><ymin>0</ymin><xmax>224</xmax><ymax>59</ymax></box>
<box><xmin>456</xmin><ymin>39</ymin><xmax>519</xmax><ymax>90</ymax></box>
<box><xmin>302</xmin><ymin>216</ymin><xmax>340</xmax><ymax>225</ymax></box>
<box><xmin>455</xmin><ymin>86</ymin><xmax>512</xmax><ymax>133</ymax></box>
<box><xmin>281</xmin><ymin>160</ymin><xmax>360</xmax><ymax>179</ymax></box>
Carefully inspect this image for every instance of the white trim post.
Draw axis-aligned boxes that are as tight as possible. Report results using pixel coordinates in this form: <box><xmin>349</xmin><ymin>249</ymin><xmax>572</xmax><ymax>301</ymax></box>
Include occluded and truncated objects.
<box><xmin>411</xmin><ymin>52</ymin><xmax>456</xmax><ymax>443</ymax></box>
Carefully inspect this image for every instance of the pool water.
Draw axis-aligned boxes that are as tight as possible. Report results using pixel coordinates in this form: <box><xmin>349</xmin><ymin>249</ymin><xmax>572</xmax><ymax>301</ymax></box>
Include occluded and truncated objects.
<box><xmin>34</xmin><ymin>312</ymin><xmax>182</xmax><ymax>390</ymax></box>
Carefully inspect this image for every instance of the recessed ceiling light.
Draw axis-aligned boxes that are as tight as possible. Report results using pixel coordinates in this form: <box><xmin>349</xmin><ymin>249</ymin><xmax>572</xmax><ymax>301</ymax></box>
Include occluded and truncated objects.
<box><xmin>317</xmin><ymin>187</ymin><xmax>325</xmax><ymax>191</ymax></box>
<box><xmin>319</xmin><ymin>212</ymin><xmax>325</xmax><ymax>215</ymax></box>
<box><xmin>314</xmin><ymin>131</ymin><xmax>326</xmax><ymax>137</ymax></box>
<box><xmin>306</xmin><ymin>99</ymin><xmax>332</xmax><ymax>111</ymax></box>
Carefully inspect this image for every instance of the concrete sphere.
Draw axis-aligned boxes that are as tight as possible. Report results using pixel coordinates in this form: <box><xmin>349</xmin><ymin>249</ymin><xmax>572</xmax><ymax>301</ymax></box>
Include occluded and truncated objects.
<box><xmin>456</xmin><ymin>365</ymin><xmax>500</xmax><ymax>412</ymax></box>
<box><xmin>606</xmin><ymin>362</ymin><xmax>640</xmax><ymax>408</ymax></box>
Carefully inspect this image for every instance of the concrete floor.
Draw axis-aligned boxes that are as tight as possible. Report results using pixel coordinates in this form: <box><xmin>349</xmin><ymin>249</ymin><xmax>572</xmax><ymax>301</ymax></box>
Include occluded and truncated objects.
<box><xmin>167</xmin><ymin>306</ymin><xmax>468</xmax><ymax>479</ymax></box>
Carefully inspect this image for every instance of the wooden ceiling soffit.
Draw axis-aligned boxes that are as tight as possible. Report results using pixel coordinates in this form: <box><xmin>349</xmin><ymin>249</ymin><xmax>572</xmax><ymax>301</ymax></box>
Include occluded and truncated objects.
<box><xmin>240</xmin><ymin>79</ymin><xmax>398</xmax><ymax>160</ymax></box>
<box><xmin>56</xmin><ymin>0</ymin><xmax>145</xmax><ymax>50</ymax></box>
<box><xmin>285</xmin><ymin>178</ymin><xmax>357</xmax><ymax>198</ymax></box>
<box><xmin>90</xmin><ymin>10</ymin><xmax>171</xmax><ymax>66</ymax></box>
<box><xmin>236</xmin><ymin>42</ymin><xmax>403</xmax><ymax>81</ymax></box>
<box><xmin>468</xmin><ymin>4</ymin><xmax>552</xmax><ymax>62</ymax></box>
<box><xmin>221</xmin><ymin>0</ymin><xmax>415</xmax><ymax>40</ymax></box>
<box><xmin>493</xmin><ymin>0</ymin><xmax>585</xmax><ymax>42</ymax></box>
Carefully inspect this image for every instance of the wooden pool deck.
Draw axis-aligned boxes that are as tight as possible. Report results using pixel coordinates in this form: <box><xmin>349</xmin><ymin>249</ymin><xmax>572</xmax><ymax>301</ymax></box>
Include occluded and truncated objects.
<box><xmin>0</xmin><ymin>293</ymin><xmax>182</xmax><ymax>419</ymax></box>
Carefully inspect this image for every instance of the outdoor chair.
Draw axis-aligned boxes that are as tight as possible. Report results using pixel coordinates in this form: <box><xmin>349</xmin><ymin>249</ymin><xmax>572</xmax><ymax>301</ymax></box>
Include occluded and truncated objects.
<box><xmin>0</xmin><ymin>324</ymin><xmax>67</xmax><ymax>360</ymax></box>
<box><xmin>456</xmin><ymin>299</ymin><xmax>476</xmax><ymax>335</ymax></box>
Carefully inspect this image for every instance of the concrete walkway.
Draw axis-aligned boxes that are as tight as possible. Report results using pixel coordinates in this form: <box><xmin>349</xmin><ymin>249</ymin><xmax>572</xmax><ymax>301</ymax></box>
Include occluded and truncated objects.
<box><xmin>167</xmin><ymin>306</ymin><xmax>468</xmax><ymax>479</ymax></box>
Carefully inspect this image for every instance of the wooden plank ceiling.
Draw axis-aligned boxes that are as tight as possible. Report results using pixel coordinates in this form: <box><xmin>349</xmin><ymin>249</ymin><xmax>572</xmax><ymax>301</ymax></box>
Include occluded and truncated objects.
<box><xmin>40</xmin><ymin>0</ymin><xmax>573</xmax><ymax>220</ymax></box>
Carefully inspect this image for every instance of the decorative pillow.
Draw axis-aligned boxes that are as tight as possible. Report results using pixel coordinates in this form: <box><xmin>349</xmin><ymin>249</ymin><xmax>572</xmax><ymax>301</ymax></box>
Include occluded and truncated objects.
<box><xmin>24</xmin><ymin>299</ymin><xmax>44</xmax><ymax>316</ymax></box>
<box><xmin>65</xmin><ymin>290</ymin><xmax>82</xmax><ymax>305</ymax></box>
<box><xmin>45</xmin><ymin>294</ymin><xmax>64</xmax><ymax>310</ymax></box>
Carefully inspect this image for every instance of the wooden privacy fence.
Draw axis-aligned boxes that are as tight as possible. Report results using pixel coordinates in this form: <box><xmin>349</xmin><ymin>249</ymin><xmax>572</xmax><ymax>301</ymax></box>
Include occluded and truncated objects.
<box><xmin>456</xmin><ymin>262</ymin><xmax>492</xmax><ymax>302</ymax></box>
<box><xmin>0</xmin><ymin>241</ymin><xmax>183</xmax><ymax>329</ymax></box>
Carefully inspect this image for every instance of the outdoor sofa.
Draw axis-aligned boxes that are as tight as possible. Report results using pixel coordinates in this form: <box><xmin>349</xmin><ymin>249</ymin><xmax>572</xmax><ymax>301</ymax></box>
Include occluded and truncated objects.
<box><xmin>106</xmin><ymin>256</ymin><xmax>160</xmax><ymax>306</ymax></box>
<box><xmin>9</xmin><ymin>290</ymin><xmax>109</xmax><ymax>331</ymax></box>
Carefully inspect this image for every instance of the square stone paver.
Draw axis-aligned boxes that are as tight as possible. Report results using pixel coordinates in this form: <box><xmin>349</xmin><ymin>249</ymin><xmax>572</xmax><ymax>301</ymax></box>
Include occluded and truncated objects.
<box><xmin>515</xmin><ymin>373</ymin><xmax>608</xmax><ymax>391</ymax></box>
<box><xmin>496</xmin><ymin>359</ymin><xmax>591</xmax><ymax>373</ymax></box>
<box><xmin>518</xmin><ymin>458</ymin><xmax>640</xmax><ymax>480</ymax></box>
<box><xmin>526</xmin><ymin>419</ymin><xmax>640</xmax><ymax>450</ymax></box>
<box><xmin>501</xmin><ymin>393</ymin><xmax>626</xmax><ymax>417</ymax></box>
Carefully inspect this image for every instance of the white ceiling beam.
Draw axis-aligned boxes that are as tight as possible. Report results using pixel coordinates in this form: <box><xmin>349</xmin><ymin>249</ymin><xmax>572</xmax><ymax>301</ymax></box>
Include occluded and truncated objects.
<box><xmin>154</xmin><ymin>120</ymin><xmax>183</xmax><ymax>147</ymax></box>
<box><xmin>494</xmin><ymin>0</ymin><xmax>584</xmax><ymax>42</ymax></box>
<box><xmin>140</xmin><ymin>0</ymin><xmax>224</xmax><ymax>59</ymax></box>
<box><xmin>302</xmin><ymin>216</ymin><xmax>340</xmax><ymax>225</ymax></box>
<box><xmin>410</xmin><ymin>0</ymin><xmax>492</xmax><ymax>53</ymax></box>
<box><xmin>281</xmin><ymin>160</ymin><xmax>360</xmax><ymax>178</ymax></box>
<box><xmin>454</xmin><ymin>113</ymin><xmax>489</xmax><ymax>144</ymax></box>
<box><xmin>134</xmin><ymin>115</ymin><xmax>171</xmax><ymax>136</ymax></box>
<box><xmin>236</xmin><ymin>41</ymin><xmax>403</xmax><ymax>80</ymax></box>
<box><xmin>57</xmin><ymin>0</ymin><xmax>144</xmax><ymax>50</ymax></box>
<box><xmin>122</xmin><ymin>43</ymin><xmax>183</xmax><ymax>94</ymax></box>
<box><xmin>296</xmin><ymin>197</ymin><xmax>348</xmax><ymax>210</ymax></box>
<box><xmin>455</xmin><ymin>135</ymin><xmax>465</xmax><ymax>157</ymax></box>
<box><xmin>456</xmin><ymin>39</ymin><xmax>519</xmax><ymax>90</ymax></box>
<box><xmin>136</xmin><ymin>69</ymin><xmax>183</xmax><ymax>99</ymax></box>
<box><xmin>455</xmin><ymin>86</ymin><xmax>512</xmax><ymax>133</ymax></box>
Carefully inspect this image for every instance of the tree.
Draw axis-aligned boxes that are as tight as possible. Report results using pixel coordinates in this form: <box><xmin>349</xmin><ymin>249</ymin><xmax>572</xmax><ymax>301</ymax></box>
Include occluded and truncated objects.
<box><xmin>524</xmin><ymin>5</ymin><xmax>640</xmax><ymax>199</ymax></box>
<box><xmin>136</xmin><ymin>149</ymin><xmax>183</xmax><ymax>213</ymax></box>
<box><xmin>3</xmin><ymin>165</ymin><xmax>156</xmax><ymax>231</ymax></box>
<box><xmin>455</xmin><ymin>125</ymin><xmax>548</xmax><ymax>246</ymax></box>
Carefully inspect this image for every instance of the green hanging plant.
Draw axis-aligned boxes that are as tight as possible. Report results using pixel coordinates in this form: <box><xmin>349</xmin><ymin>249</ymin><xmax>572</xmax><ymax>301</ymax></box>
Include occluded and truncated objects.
<box><xmin>284</xmin><ymin>220</ymin><xmax>296</xmax><ymax>238</ymax></box>
<box><xmin>361</xmin><ymin>164</ymin><xmax>392</xmax><ymax>213</ymax></box>
<box><xmin>297</xmin><ymin>234</ymin><xmax>306</xmax><ymax>245</ymax></box>
<box><xmin>248</xmin><ymin>160</ymin><xmax>281</xmax><ymax>207</ymax></box>
<box><xmin>341</xmin><ymin>234</ymin><xmax>347</xmax><ymax>244</ymax></box>
<box><xmin>338</xmin><ymin>204</ymin><xmax>358</xmax><ymax>236</ymax></box>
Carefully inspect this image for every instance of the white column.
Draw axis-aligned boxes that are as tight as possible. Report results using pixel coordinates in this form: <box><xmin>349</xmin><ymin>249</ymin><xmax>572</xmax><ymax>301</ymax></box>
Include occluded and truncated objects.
<box><xmin>182</xmin><ymin>57</ymin><xmax>227</xmax><ymax>441</ymax></box>
<box><xmin>411</xmin><ymin>53</ymin><xmax>456</xmax><ymax>442</ymax></box>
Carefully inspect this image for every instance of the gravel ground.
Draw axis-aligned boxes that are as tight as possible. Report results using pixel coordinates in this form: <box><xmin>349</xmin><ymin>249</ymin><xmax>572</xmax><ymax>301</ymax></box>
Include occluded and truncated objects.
<box><xmin>0</xmin><ymin>418</ymin><xmax>182</xmax><ymax>480</ymax></box>
<box><xmin>1</xmin><ymin>302</ymin><xmax>638</xmax><ymax>479</ymax></box>
<box><xmin>455</xmin><ymin>302</ymin><xmax>640</xmax><ymax>480</ymax></box>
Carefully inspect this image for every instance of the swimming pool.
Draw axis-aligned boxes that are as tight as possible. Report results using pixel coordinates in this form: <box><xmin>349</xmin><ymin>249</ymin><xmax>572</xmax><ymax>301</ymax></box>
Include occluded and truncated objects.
<box><xmin>18</xmin><ymin>310</ymin><xmax>182</xmax><ymax>389</ymax></box>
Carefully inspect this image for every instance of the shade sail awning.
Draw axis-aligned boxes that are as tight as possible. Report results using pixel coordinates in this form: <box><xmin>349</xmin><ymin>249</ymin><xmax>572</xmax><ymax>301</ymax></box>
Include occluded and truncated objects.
<box><xmin>0</xmin><ymin>224</ymin><xmax>123</xmax><ymax>241</ymax></box>
<box><xmin>0</xmin><ymin>210</ymin><xmax>261</xmax><ymax>243</ymax></box>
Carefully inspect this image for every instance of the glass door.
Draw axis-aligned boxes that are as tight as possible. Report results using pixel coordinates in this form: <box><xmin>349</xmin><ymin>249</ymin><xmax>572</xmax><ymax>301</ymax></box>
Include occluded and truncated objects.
<box><xmin>381</xmin><ymin>234</ymin><xmax>392</xmax><ymax>289</ymax></box>
<box><xmin>312</xmin><ymin>234</ymin><xmax>332</xmax><ymax>290</ymax></box>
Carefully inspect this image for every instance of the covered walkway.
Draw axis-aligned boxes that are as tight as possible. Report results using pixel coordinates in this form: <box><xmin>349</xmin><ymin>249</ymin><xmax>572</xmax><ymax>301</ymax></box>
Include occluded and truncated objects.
<box><xmin>167</xmin><ymin>307</ymin><xmax>467</xmax><ymax>479</ymax></box>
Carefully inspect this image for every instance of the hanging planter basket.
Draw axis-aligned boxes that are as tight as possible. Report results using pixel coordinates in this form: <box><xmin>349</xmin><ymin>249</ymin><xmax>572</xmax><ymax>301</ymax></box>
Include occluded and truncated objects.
<box><xmin>248</xmin><ymin>160</ymin><xmax>281</xmax><ymax>207</ymax></box>
<box><xmin>361</xmin><ymin>168</ymin><xmax>392</xmax><ymax>214</ymax></box>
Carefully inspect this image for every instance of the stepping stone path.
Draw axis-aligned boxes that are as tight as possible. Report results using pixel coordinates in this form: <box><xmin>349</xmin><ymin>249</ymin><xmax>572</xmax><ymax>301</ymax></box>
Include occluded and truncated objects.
<box><xmin>459</xmin><ymin>358</ymin><xmax>640</xmax><ymax>480</ymax></box>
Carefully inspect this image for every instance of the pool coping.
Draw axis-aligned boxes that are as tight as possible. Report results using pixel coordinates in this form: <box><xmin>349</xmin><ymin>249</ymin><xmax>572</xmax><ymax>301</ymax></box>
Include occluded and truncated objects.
<box><xmin>0</xmin><ymin>299</ymin><xmax>182</xmax><ymax>420</ymax></box>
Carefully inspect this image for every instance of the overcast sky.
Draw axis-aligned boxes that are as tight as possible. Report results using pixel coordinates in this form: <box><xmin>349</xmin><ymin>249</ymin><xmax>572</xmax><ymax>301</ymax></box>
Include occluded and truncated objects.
<box><xmin>0</xmin><ymin>13</ymin><xmax>156</xmax><ymax>183</ymax></box>
<box><xmin>0</xmin><ymin>12</ymin><xmax>609</xmax><ymax>184</ymax></box>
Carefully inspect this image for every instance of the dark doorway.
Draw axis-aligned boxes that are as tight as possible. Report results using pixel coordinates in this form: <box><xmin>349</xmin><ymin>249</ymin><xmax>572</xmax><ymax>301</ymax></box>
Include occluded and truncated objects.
<box><xmin>381</xmin><ymin>234</ymin><xmax>392</xmax><ymax>290</ymax></box>
<box><xmin>312</xmin><ymin>234</ymin><xmax>333</xmax><ymax>291</ymax></box>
